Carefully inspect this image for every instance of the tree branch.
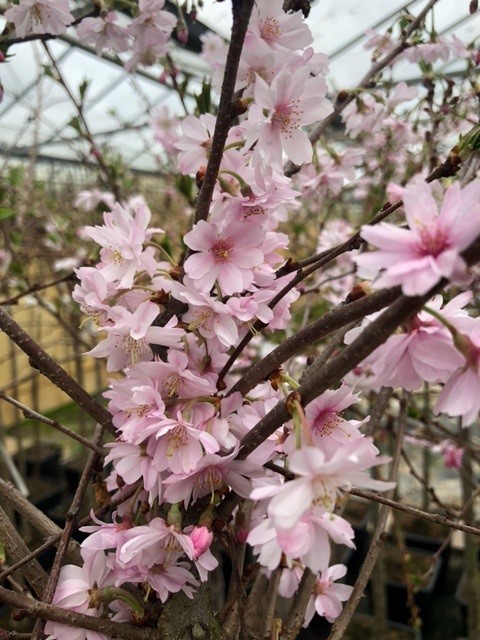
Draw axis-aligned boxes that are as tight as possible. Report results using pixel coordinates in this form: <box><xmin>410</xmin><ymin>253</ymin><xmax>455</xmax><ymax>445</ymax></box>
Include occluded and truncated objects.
<box><xmin>0</xmin><ymin>306</ymin><xmax>115</xmax><ymax>435</ymax></box>
<box><xmin>30</xmin><ymin>424</ymin><xmax>105</xmax><ymax>640</ymax></box>
<box><xmin>228</xmin><ymin>286</ymin><xmax>400</xmax><ymax>397</ymax></box>
<box><xmin>0</xmin><ymin>587</ymin><xmax>157</xmax><ymax>640</ymax></box>
<box><xmin>284</xmin><ymin>0</ymin><xmax>442</xmax><ymax>177</ymax></box>
<box><xmin>0</xmin><ymin>390</ymin><xmax>104</xmax><ymax>455</ymax></box>
<box><xmin>193</xmin><ymin>0</ymin><xmax>254</xmax><ymax>224</ymax></box>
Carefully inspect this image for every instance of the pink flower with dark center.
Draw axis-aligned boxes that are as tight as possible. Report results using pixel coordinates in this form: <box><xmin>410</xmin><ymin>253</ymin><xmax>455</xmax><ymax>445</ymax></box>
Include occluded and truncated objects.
<box><xmin>162</xmin><ymin>450</ymin><xmax>262</xmax><ymax>508</ymax></box>
<box><xmin>184</xmin><ymin>220</ymin><xmax>265</xmax><ymax>295</ymax></box>
<box><xmin>5</xmin><ymin>0</ymin><xmax>73</xmax><ymax>37</ymax></box>
<box><xmin>245</xmin><ymin>68</ymin><xmax>333</xmax><ymax>168</ymax></box>
<box><xmin>303</xmin><ymin>564</ymin><xmax>353</xmax><ymax>626</ymax></box>
<box><xmin>249</xmin><ymin>0</ymin><xmax>313</xmax><ymax>51</ymax></box>
<box><xmin>355</xmin><ymin>180</ymin><xmax>480</xmax><ymax>296</ymax></box>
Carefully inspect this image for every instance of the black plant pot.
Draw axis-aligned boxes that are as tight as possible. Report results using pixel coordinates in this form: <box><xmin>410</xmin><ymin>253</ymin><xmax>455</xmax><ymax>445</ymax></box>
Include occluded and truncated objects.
<box><xmin>14</xmin><ymin>444</ymin><xmax>62</xmax><ymax>478</ymax></box>
<box><xmin>385</xmin><ymin>542</ymin><xmax>443</xmax><ymax>626</ymax></box>
<box><xmin>28</xmin><ymin>477</ymin><xmax>67</xmax><ymax>513</ymax></box>
<box><xmin>455</xmin><ymin>571</ymin><xmax>468</xmax><ymax>638</ymax></box>
<box><xmin>404</xmin><ymin>531</ymin><xmax>450</xmax><ymax>593</ymax></box>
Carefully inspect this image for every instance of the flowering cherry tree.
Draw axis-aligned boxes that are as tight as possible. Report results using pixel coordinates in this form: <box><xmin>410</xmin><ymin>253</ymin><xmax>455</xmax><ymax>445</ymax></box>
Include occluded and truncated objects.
<box><xmin>1</xmin><ymin>1</ymin><xmax>480</xmax><ymax>640</ymax></box>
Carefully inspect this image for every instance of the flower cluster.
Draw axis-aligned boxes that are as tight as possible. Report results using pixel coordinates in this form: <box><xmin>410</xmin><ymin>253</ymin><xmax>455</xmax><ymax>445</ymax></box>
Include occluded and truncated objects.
<box><xmin>25</xmin><ymin>0</ymin><xmax>480</xmax><ymax>636</ymax></box>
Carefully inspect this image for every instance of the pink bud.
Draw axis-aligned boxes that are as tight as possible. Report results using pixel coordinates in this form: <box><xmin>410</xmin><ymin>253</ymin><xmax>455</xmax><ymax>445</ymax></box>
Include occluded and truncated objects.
<box><xmin>158</xmin><ymin>71</ymin><xmax>168</xmax><ymax>84</ymax></box>
<box><xmin>177</xmin><ymin>26</ymin><xmax>188</xmax><ymax>46</ymax></box>
<box><xmin>236</xmin><ymin>528</ymin><xmax>248</xmax><ymax>544</ymax></box>
<box><xmin>190</xmin><ymin>525</ymin><xmax>213</xmax><ymax>559</ymax></box>
<box><xmin>0</xmin><ymin>52</ymin><xmax>5</xmax><ymax>63</ymax></box>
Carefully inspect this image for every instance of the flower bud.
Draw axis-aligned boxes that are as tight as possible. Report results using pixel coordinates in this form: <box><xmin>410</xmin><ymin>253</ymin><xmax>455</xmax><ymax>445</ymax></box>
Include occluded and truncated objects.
<box><xmin>190</xmin><ymin>525</ymin><xmax>213</xmax><ymax>558</ymax></box>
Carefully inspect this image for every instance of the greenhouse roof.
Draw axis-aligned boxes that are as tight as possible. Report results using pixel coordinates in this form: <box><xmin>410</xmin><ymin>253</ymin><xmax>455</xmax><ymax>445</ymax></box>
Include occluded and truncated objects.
<box><xmin>0</xmin><ymin>0</ymin><xmax>478</xmax><ymax>173</ymax></box>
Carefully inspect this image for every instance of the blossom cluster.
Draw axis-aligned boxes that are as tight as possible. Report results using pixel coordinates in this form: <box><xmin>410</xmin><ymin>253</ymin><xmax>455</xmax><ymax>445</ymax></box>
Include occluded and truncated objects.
<box><xmin>40</xmin><ymin>2</ymin><xmax>399</xmax><ymax>634</ymax></box>
<box><xmin>12</xmin><ymin>0</ymin><xmax>478</xmax><ymax>637</ymax></box>
<box><xmin>4</xmin><ymin>0</ymin><xmax>177</xmax><ymax>70</ymax></box>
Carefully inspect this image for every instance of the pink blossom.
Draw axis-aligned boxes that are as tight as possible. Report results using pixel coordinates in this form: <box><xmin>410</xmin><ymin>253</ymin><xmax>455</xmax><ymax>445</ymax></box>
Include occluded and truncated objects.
<box><xmin>249</xmin><ymin>0</ymin><xmax>313</xmax><ymax>51</ymax></box>
<box><xmin>150</xmin><ymin>105</ymin><xmax>181</xmax><ymax>155</ymax></box>
<box><xmin>434</xmin><ymin>324</ymin><xmax>480</xmax><ymax>426</ymax></box>
<box><xmin>184</xmin><ymin>220</ymin><xmax>265</xmax><ymax>295</ymax></box>
<box><xmin>139</xmin><ymin>349</ymin><xmax>216</xmax><ymax>398</ymax></box>
<box><xmin>45</xmin><ymin>554</ymin><xmax>113</xmax><ymax>640</ymax></box>
<box><xmin>119</xmin><ymin>518</ymin><xmax>194</xmax><ymax>567</ymax></box>
<box><xmin>151</xmin><ymin>410</ymin><xmax>220</xmax><ymax>474</ymax></box>
<box><xmin>5</xmin><ymin>0</ymin><xmax>73</xmax><ymax>37</ymax></box>
<box><xmin>188</xmin><ymin>526</ymin><xmax>214</xmax><ymax>559</ymax></box>
<box><xmin>87</xmin><ymin>303</ymin><xmax>184</xmax><ymax>371</ymax></box>
<box><xmin>355</xmin><ymin>180</ymin><xmax>480</xmax><ymax>296</ymax></box>
<box><xmin>245</xmin><ymin>68</ymin><xmax>333</xmax><ymax>168</ymax></box>
<box><xmin>265</xmin><ymin>441</ymin><xmax>394</xmax><ymax>529</ymax></box>
<box><xmin>77</xmin><ymin>13</ymin><xmax>129</xmax><ymax>54</ymax></box>
<box><xmin>163</xmin><ymin>449</ymin><xmax>263</xmax><ymax>508</ymax></box>
<box><xmin>302</xmin><ymin>386</ymin><xmax>365</xmax><ymax>457</ymax></box>
<box><xmin>440</xmin><ymin>440</ymin><xmax>464</xmax><ymax>469</ymax></box>
<box><xmin>84</xmin><ymin>202</ymin><xmax>161</xmax><ymax>288</ymax></box>
<box><xmin>178</xmin><ymin>284</ymin><xmax>239</xmax><ymax>347</ymax></box>
<box><xmin>303</xmin><ymin>564</ymin><xmax>353</xmax><ymax>626</ymax></box>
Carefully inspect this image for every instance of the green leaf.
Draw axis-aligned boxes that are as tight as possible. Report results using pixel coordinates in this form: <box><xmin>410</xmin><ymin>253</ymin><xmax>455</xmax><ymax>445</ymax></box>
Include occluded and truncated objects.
<box><xmin>0</xmin><ymin>207</ymin><xmax>15</xmax><ymax>221</ymax></box>
<box><xmin>68</xmin><ymin>116</ymin><xmax>83</xmax><ymax>134</ymax></box>
<box><xmin>79</xmin><ymin>78</ymin><xmax>90</xmax><ymax>101</ymax></box>
<box><xmin>194</xmin><ymin>79</ymin><xmax>212</xmax><ymax>115</ymax></box>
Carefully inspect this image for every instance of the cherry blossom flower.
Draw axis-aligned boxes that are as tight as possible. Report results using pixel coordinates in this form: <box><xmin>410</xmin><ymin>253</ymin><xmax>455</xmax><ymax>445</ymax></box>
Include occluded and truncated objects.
<box><xmin>184</xmin><ymin>220</ymin><xmax>265</xmax><ymax>295</ymax></box>
<box><xmin>355</xmin><ymin>180</ymin><xmax>480</xmax><ymax>296</ymax></box>
<box><xmin>163</xmin><ymin>449</ymin><xmax>263</xmax><ymax>508</ymax></box>
<box><xmin>5</xmin><ymin>0</ymin><xmax>73</xmax><ymax>37</ymax></box>
<box><xmin>45</xmin><ymin>554</ymin><xmax>113</xmax><ymax>640</ymax></box>
<box><xmin>249</xmin><ymin>0</ymin><xmax>313</xmax><ymax>51</ymax></box>
<box><xmin>440</xmin><ymin>441</ymin><xmax>464</xmax><ymax>469</ymax></box>
<box><xmin>245</xmin><ymin>68</ymin><xmax>333</xmax><ymax>168</ymax></box>
<box><xmin>84</xmin><ymin>202</ymin><xmax>161</xmax><ymax>289</ymax></box>
<box><xmin>266</xmin><ymin>441</ymin><xmax>395</xmax><ymax>529</ymax></box>
<box><xmin>303</xmin><ymin>564</ymin><xmax>353</xmax><ymax>626</ymax></box>
<box><xmin>87</xmin><ymin>303</ymin><xmax>184</xmax><ymax>371</ymax></box>
<box><xmin>77</xmin><ymin>12</ymin><xmax>129</xmax><ymax>54</ymax></box>
<box><xmin>119</xmin><ymin>518</ymin><xmax>194</xmax><ymax>567</ymax></box>
<box><xmin>434</xmin><ymin>323</ymin><xmax>480</xmax><ymax>426</ymax></box>
<box><xmin>151</xmin><ymin>410</ymin><xmax>220</xmax><ymax>474</ymax></box>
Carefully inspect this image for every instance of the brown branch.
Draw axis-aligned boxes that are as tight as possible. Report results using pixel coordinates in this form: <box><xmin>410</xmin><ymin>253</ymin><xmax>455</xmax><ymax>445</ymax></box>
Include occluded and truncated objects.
<box><xmin>0</xmin><ymin>482</ymin><xmax>140</xmax><ymax>585</ymax></box>
<box><xmin>0</xmin><ymin>271</ymin><xmax>76</xmax><ymax>306</ymax></box>
<box><xmin>349</xmin><ymin>489</ymin><xmax>480</xmax><ymax>537</ymax></box>
<box><xmin>0</xmin><ymin>505</ymin><xmax>48</xmax><ymax>598</ymax></box>
<box><xmin>326</xmin><ymin>394</ymin><xmax>408</xmax><ymax>640</ymax></box>
<box><xmin>279</xmin><ymin>568</ymin><xmax>317</xmax><ymax>640</ymax></box>
<box><xmin>0</xmin><ymin>306</ymin><xmax>115</xmax><ymax>435</ymax></box>
<box><xmin>0</xmin><ymin>390</ymin><xmax>105</xmax><ymax>455</ymax></box>
<box><xmin>284</xmin><ymin>0</ymin><xmax>442</xmax><ymax>177</ymax></box>
<box><xmin>0</xmin><ymin>477</ymin><xmax>82</xmax><ymax>565</ymax></box>
<box><xmin>193</xmin><ymin>0</ymin><xmax>254</xmax><ymax>224</ymax></box>
<box><xmin>227</xmin><ymin>287</ymin><xmax>400</xmax><ymax>396</ymax></box>
<box><xmin>31</xmin><ymin>424</ymin><xmax>105</xmax><ymax>640</ymax></box>
<box><xmin>0</xmin><ymin>587</ymin><xmax>157</xmax><ymax>640</ymax></box>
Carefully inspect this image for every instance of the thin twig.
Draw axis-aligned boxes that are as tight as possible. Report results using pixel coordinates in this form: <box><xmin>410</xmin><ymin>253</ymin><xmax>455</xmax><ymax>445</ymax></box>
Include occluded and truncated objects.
<box><xmin>0</xmin><ymin>586</ymin><xmax>157</xmax><ymax>640</ymax></box>
<box><xmin>284</xmin><ymin>0</ymin><xmax>442</xmax><ymax>177</ymax></box>
<box><xmin>192</xmin><ymin>0</ymin><xmax>254</xmax><ymax>225</ymax></box>
<box><xmin>30</xmin><ymin>424</ymin><xmax>105</xmax><ymax>640</ymax></box>
<box><xmin>0</xmin><ymin>306</ymin><xmax>115</xmax><ymax>435</ymax></box>
<box><xmin>326</xmin><ymin>391</ymin><xmax>408</xmax><ymax>640</ymax></box>
<box><xmin>0</xmin><ymin>390</ymin><xmax>104</xmax><ymax>455</ymax></box>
